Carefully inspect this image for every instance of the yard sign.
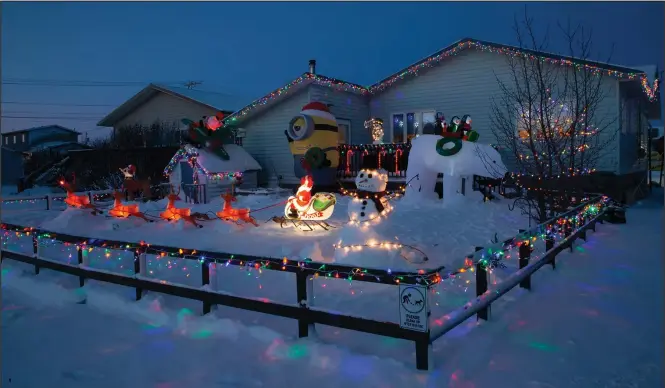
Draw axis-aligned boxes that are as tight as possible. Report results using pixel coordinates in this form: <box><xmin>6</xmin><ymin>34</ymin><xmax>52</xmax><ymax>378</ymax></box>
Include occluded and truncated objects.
<box><xmin>399</xmin><ymin>284</ymin><xmax>428</xmax><ymax>332</ymax></box>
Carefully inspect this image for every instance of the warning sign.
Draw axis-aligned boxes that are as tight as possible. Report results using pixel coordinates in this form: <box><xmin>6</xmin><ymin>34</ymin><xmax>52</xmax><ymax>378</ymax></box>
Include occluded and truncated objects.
<box><xmin>399</xmin><ymin>284</ymin><xmax>428</xmax><ymax>332</ymax></box>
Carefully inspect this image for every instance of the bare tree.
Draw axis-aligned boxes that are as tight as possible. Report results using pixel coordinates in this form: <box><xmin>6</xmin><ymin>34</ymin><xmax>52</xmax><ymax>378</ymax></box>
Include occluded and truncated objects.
<box><xmin>491</xmin><ymin>8</ymin><xmax>619</xmax><ymax>223</ymax></box>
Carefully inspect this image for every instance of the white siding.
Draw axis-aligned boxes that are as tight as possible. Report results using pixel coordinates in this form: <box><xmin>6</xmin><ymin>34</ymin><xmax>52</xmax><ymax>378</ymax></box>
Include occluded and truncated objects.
<box><xmin>240</xmin><ymin>89</ymin><xmax>311</xmax><ymax>185</ymax></box>
<box><xmin>115</xmin><ymin>92</ymin><xmax>217</xmax><ymax>130</ymax></box>
<box><xmin>370</xmin><ymin>49</ymin><xmax>620</xmax><ymax>173</ymax></box>
<box><xmin>308</xmin><ymin>85</ymin><xmax>371</xmax><ymax>144</ymax></box>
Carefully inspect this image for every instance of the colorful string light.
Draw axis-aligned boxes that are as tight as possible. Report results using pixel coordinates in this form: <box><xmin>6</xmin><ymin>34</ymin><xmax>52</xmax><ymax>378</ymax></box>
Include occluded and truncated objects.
<box><xmin>163</xmin><ymin>146</ymin><xmax>242</xmax><ymax>182</ymax></box>
<box><xmin>222</xmin><ymin>40</ymin><xmax>659</xmax><ymax>126</ymax></box>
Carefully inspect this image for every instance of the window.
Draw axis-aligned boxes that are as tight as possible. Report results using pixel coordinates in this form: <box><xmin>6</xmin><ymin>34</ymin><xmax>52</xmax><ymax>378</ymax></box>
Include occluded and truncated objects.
<box><xmin>13</xmin><ymin>135</ymin><xmax>16</xmax><ymax>144</ymax></box>
<box><xmin>390</xmin><ymin>111</ymin><xmax>435</xmax><ymax>143</ymax></box>
<box><xmin>337</xmin><ymin>119</ymin><xmax>351</xmax><ymax>144</ymax></box>
<box><xmin>21</xmin><ymin>134</ymin><xmax>25</xmax><ymax>142</ymax></box>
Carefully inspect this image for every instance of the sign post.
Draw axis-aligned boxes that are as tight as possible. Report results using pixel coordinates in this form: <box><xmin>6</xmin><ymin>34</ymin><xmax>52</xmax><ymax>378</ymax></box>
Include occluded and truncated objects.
<box><xmin>399</xmin><ymin>284</ymin><xmax>428</xmax><ymax>332</ymax></box>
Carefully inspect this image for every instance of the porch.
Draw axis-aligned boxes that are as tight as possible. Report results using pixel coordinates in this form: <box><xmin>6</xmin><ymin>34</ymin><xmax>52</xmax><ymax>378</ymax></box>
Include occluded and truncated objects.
<box><xmin>336</xmin><ymin>143</ymin><xmax>412</xmax><ymax>181</ymax></box>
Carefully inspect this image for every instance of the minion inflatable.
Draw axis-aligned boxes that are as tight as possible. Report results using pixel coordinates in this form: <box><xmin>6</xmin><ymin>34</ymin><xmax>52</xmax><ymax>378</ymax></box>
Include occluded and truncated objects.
<box><xmin>285</xmin><ymin>102</ymin><xmax>340</xmax><ymax>185</ymax></box>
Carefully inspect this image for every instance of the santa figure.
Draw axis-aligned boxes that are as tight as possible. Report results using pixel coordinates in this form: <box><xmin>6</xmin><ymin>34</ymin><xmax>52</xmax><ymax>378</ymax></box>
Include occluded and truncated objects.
<box><xmin>120</xmin><ymin>164</ymin><xmax>137</xmax><ymax>179</ymax></box>
<box><xmin>287</xmin><ymin>175</ymin><xmax>314</xmax><ymax>219</ymax></box>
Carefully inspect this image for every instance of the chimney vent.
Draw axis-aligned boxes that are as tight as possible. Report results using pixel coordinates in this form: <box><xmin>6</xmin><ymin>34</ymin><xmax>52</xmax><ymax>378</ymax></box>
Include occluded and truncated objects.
<box><xmin>309</xmin><ymin>59</ymin><xmax>316</xmax><ymax>74</ymax></box>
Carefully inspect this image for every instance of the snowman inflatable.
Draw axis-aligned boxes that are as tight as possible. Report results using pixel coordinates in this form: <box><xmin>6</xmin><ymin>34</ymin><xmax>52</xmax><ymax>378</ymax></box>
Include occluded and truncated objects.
<box><xmin>347</xmin><ymin>168</ymin><xmax>392</xmax><ymax>224</ymax></box>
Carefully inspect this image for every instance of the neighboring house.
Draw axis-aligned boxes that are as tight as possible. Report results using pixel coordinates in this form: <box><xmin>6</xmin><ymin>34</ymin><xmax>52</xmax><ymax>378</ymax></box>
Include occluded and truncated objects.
<box><xmin>1</xmin><ymin>146</ymin><xmax>25</xmax><ymax>186</ymax></box>
<box><xmin>97</xmin><ymin>84</ymin><xmax>243</xmax><ymax>138</ymax></box>
<box><xmin>222</xmin><ymin>38</ymin><xmax>660</xmax><ymax>185</ymax></box>
<box><xmin>2</xmin><ymin>125</ymin><xmax>82</xmax><ymax>153</ymax></box>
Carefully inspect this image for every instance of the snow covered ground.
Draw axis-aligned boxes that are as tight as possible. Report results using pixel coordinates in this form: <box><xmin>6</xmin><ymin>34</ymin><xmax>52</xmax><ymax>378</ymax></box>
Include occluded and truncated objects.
<box><xmin>2</xmin><ymin>190</ymin><xmax>662</xmax><ymax>387</ymax></box>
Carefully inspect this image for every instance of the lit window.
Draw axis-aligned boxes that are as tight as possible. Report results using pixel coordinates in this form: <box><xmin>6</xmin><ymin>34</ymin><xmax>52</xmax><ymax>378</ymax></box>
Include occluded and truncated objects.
<box><xmin>391</xmin><ymin>111</ymin><xmax>435</xmax><ymax>143</ymax></box>
<box><xmin>13</xmin><ymin>135</ymin><xmax>16</xmax><ymax>144</ymax></box>
<box><xmin>22</xmin><ymin>134</ymin><xmax>25</xmax><ymax>142</ymax></box>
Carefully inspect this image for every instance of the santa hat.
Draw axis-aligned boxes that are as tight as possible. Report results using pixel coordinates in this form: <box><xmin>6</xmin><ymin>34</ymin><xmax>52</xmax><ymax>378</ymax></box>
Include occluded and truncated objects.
<box><xmin>301</xmin><ymin>101</ymin><xmax>336</xmax><ymax>121</ymax></box>
<box><xmin>127</xmin><ymin>165</ymin><xmax>136</xmax><ymax>174</ymax></box>
<box><xmin>299</xmin><ymin>176</ymin><xmax>314</xmax><ymax>191</ymax></box>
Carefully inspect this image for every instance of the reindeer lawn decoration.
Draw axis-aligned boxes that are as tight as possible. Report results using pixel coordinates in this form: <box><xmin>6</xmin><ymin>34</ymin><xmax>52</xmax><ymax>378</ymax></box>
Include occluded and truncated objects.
<box><xmin>109</xmin><ymin>191</ymin><xmax>152</xmax><ymax>222</ymax></box>
<box><xmin>120</xmin><ymin>165</ymin><xmax>152</xmax><ymax>201</ymax></box>
<box><xmin>217</xmin><ymin>191</ymin><xmax>259</xmax><ymax>226</ymax></box>
<box><xmin>160</xmin><ymin>185</ymin><xmax>205</xmax><ymax>228</ymax></box>
<box><xmin>59</xmin><ymin>179</ymin><xmax>103</xmax><ymax>215</ymax></box>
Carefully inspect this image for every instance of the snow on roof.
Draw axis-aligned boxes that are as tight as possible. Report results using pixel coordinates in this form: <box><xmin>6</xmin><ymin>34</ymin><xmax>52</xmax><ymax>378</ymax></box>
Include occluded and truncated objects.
<box><xmin>28</xmin><ymin>141</ymin><xmax>83</xmax><ymax>152</ymax></box>
<box><xmin>186</xmin><ymin>144</ymin><xmax>262</xmax><ymax>173</ymax></box>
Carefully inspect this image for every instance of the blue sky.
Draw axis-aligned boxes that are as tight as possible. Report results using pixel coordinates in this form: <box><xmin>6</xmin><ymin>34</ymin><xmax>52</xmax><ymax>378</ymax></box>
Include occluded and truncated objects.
<box><xmin>2</xmin><ymin>1</ymin><xmax>663</xmax><ymax>139</ymax></box>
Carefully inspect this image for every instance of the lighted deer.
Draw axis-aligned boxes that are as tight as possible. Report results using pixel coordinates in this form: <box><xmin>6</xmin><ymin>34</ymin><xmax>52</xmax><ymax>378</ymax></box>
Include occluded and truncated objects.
<box><xmin>160</xmin><ymin>185</ymin><xmax>203</xmax><ymax>228</ymax></box>
<box><xmin>109</xmin><ymin>191</ymin><xmax>151</xmax><ymax>222</ymax></box>
<box><xmin>217</xmin><ymin>191</ymin><xmax>259</xmax><ymax>226</ymax></box>
<box><xmin>59</xmin><ymin>179</ymin><xmax>102</xmax><ymax>214</ymax></box>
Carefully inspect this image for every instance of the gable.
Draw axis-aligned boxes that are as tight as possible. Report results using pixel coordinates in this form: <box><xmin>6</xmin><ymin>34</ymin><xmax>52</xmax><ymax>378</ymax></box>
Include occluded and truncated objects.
<box><xmin>115</xmin><ymin>92</ymin><xmax>218</xmax><ymax>129</ymax></box>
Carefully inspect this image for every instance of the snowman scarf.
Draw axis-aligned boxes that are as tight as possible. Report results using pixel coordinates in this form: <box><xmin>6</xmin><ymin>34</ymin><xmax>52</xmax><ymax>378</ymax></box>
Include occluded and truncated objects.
<box><xmin>355</xmin><ymin>190</ymin><xmax>387</xmax><ymax>213</ymax></box>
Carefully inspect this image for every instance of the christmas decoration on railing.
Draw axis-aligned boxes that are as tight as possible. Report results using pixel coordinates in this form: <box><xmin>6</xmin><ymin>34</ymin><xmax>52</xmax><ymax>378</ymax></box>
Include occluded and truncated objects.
<box><xmin>366</xmin><ymin>40</ymin><xmax>660</xmax><ymax>101</ymax></box>
<box><xmin>59</xmin><ymin>179</ymin><xmax>103</xmax><ymax>215</ymax></box>
<box><xmin>1</xmin><ymin>223</ymin><xmax>440</xmax><ymax>286</ymax></box>
<box><xmin>507</xmin><ymin>168</ymin><xmax>597</xmax><ymax>191</ymax></box>
<box><xmin>108</xmin><ymin>190</ymin><xmax>151</xmax><ymax>222</ymax></box>
<box><xmin>364</xmin><ymin>118</ymin><xmax>385</xmax><ymax>144</ymax></box>
<box><xmin>271</xmin><ymin>174</ymin><xmax>337</xmax><ymax>231</ymax></box>
<box><xmin>217</xmin><ymin>191</ymin><xmax>259</xmax><ymax>226</ymax></box>
<box><xmin>285</xmin><ymin>102</ymin><xmax>340</xmax><ymax>186</ymax></box>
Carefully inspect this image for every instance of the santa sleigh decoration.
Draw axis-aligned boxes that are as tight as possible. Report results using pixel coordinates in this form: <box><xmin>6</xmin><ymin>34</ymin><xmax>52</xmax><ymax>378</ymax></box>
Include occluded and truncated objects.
<box><xmin>272</xmin><ymin>175</ymin><xmax>337</xmax><ymax>231</ymax></box>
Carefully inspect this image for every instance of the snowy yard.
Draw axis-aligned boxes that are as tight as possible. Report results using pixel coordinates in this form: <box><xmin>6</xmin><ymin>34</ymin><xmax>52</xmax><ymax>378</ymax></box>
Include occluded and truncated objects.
<box><xmin>1</xmin><ymin>187</ymin><xmax>663</xmax><ymax>387</ymax></box>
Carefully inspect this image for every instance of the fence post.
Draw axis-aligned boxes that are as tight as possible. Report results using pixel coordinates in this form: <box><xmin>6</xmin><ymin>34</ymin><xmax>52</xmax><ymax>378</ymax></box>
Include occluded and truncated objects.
<box><xmin>565</xmin><ymin>222</ymin><xmax>573</xmax><ymax>252</ymax></box>
<box><xmin>545</xmin><ymin>232</ymin><xmax>556</xmax><ymax>269</ymax></box>
<box><xmin>415</xmin><ymin>332</ymin><xmax>430</xmax><ymax>371</ymax></box>
<box><xmin>46</xmin><ymin>195</ymin><xmax>50</xmax><ymax>210</ymax></box>
<box><xmin>133</xmin><ymin>248</ymin><xmax>147</xmax><ymax>301</ymax></box>
<box><xmin>518</xmin><ymin>231</ymin><xmax>531</xmax><ymax>290</ymax></box>
<box><xmin>201</xmin><ymin>259</ymin><xmax>212</xmax><ymax>315</ymax></box>
<box><xmin>32</xmin><ymin>233</ymin><xmax>40</xmax><ymax>275</ymax></box>
<box><xmin>474</xmin><ymin>246</ymin><xmax>489</xmax><ymax>321</ymax></box>
<box><xmin>77</xmin><ymin>245</ymin><xmax>86</xmax><ymax>287</ymax></box>
<box><xmin>578</xmin><ymin>215</ymin><xmax>587</xmax><ymax>241</ymax></box>
<box><xmin>296</xmin><ymin>272</ymin><xmax>309</xmax><ymax>338</ymax></box>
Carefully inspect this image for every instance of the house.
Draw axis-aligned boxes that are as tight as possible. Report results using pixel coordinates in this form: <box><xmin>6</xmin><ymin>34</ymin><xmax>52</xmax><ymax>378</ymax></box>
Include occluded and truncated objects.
<box><xmin>222</xmin><ymin>38</ymin><xmax>661</xmax><ymax>189</ymax></box>
<box><xmin>164</xmin><ymin>144</ymin><xmax>262</xmax><ymax>203</ymax></box>
<box><xmin>1</xmin><ymin>146</ymin><xmax>25</xmax><ymax>186</ymax></box>
<box><xmin>2</xmin><ymin>125</ymin><xmax>82</xmax><ymax>154</ymax></box>
<box><xmin>97</xmin><ymin>84</ymin><xmax>244</xmax><ymax>139</ymax></box>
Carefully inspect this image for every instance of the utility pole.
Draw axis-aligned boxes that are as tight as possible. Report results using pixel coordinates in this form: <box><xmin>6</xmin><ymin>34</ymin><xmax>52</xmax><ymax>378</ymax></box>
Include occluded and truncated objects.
<box><xmin>184</xmin><ymin>81</ymin><xmax>203</xmax><ymax>89</ymax></box>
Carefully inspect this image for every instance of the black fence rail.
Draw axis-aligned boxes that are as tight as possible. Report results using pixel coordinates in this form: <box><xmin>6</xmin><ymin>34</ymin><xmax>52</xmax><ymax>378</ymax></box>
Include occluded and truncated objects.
<box><xmin>0</xmin><ymin>194</ymin><xmax>613</xmax><ymax>370</ymax></box>
<box><xmin>337</xmin><ymin>143</ymin><xmax>411</xmax><ymax>180</ymax></box>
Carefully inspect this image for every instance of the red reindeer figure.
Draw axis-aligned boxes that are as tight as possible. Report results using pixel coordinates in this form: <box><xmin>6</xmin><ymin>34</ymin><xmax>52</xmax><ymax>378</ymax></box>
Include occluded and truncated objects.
<box><xmin>59</xmin><ymin>178</ymin><xmax>102</xmax><ymax>214</ymax></box>
<box><xmin>109</xmin><ymin>190</ymin><xmax>151</xmax><ymax>222</ymax></box>
<box><xmin>217</xmin><ymin>191</ymin><xmax>259</xmax><ymax>226</ymax></box>
<box><xmin>160</xmin><ymin>185</ymin><xmax>203</xmax><ymax>228</ymax></box>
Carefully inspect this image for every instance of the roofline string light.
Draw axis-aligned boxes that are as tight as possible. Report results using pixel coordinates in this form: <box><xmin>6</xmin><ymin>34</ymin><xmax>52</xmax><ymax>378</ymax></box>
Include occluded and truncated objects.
<box><xmin>223</xmin><ymin>41</ymin><xmax>659</xmax><ymax>125</ymax></box>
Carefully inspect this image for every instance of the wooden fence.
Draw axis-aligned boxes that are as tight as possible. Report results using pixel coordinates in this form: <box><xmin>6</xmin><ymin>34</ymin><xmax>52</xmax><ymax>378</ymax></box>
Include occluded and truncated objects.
<box><xmin>0</xmin><ymin>195</ymin><xmax>611</xmax><ymax>370</ymax></box>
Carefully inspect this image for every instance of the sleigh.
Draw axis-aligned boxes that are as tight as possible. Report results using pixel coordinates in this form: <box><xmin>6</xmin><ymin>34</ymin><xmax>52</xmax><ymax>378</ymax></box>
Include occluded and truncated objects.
<box><xmin>272</xmin><ymin>192</ymin><xmax>337</xmax><ymax>231</ymax></box>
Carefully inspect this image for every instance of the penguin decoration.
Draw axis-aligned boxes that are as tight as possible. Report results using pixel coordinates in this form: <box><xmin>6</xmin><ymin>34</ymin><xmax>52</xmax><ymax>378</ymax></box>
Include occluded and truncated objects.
<box><xmin>448</xmin><ymin>116</ymin><xmax>462</xmax><ymax>135</ymax></box>
<box><xmin>459</xmin><ymin>115</ymin><xmax>480</xmax><ymax>142</ymax></box>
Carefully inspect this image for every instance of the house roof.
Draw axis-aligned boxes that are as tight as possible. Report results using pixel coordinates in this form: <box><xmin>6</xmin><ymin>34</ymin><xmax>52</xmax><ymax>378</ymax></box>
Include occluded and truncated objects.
<box><xmin>223</xmin><ymin>38</ymin><xmax>660</xmax><ymax>125</ymax></box>
<box><xmin>28</xmin><ymin>141</ymin><xmax>89</xmax><ymax>152</ymax></box>
<box><xmin>97</xmin><ymin>84</ymin><xmax>247</xmax><ymax>127</ymax></box>
<box><xmin>224</xmin><ymin>73</ymin><xmax>367</xmax><ymax>125</ymax></box>
<box><xmin>2</xmin><ymin>124</ymin><xmax>81</xmax><ymax>135</ymax></box>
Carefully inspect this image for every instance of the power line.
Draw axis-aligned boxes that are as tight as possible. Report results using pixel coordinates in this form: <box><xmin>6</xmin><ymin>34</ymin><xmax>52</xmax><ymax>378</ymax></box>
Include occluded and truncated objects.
<box><xmin>3</xmin><ymin>110</ymin><xmax>109</xmax><ymax>115</ymax></box>
<box><xmin>1</xmin><ymin>115</ymin><xmax>103</xmax><ymax>120</ymax></box>
<box><xmin>2</xmin><ymin>101</ymin><xmax>117</xmax><ymax>107</ymax></box>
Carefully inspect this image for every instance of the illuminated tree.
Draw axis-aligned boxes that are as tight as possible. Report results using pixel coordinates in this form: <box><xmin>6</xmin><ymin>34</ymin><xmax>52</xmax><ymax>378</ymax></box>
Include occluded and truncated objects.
<box><xmin>490</xmin><ymin>9</ymin><xmax>619</xmax><ymax>223</ymax></box>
